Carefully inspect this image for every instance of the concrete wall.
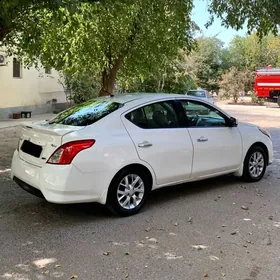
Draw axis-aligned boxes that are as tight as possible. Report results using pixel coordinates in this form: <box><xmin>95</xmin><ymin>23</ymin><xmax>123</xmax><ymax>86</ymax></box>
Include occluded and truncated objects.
<box><xmin>0</xmin><ymin>54</ymin><xmax>67</xmax><ymax>118</ymax></box>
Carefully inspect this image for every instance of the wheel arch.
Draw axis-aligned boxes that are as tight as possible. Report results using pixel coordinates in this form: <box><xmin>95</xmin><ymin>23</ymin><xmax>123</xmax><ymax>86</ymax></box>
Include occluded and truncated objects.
<box><xmin>246</xmin><ymin>142</ymin><xmax>269</xmax><ymax>165</ymax></box>
<box><xmin>234</xmin><ymin>141</ymin><xmax>269</xmax><ymax>178</ymax></box>
<box><xmin>105</xmin><ymin>163</ymin><xmax>154</xmax><ymax>215</ymax></box>
<box><xmin>105</xmin><ymin>163</ymin><xmax>155</xmax><ymax>207</ymax></box>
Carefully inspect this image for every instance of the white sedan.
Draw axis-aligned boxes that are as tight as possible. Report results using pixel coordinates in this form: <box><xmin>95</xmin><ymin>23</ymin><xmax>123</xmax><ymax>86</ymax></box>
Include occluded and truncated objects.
<box><xmin>11</xmin><ymin>93</ymin><xmax>273</xmax><ymax>216</ymax></box>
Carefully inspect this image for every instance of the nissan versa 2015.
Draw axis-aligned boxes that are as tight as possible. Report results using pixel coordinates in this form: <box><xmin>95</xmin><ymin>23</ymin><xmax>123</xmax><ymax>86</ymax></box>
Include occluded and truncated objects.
<box><xmin>11</xmin><ymin>93</ymin><xmax>273</xmax><ymax>216</ymax></box>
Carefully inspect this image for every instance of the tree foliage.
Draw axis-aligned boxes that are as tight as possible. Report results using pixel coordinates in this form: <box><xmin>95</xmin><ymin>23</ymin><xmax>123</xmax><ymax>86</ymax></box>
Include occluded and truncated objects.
<box><xmin>188</xmin><ymin>36</ymin><xmax>225</xmax><ymax>91</ymax></box>
<box><xmin>219</xmin><ymin>67</ymin><xmax>254</xmax><ymax>103</ymax></box>
<box><xmin>207</xmin><ymin>0</ymin><xmax>280</xmax><ymax>38</ymax></box>
<box><xmin>59</xmin><ymin>73</ymin><xmax>99</xmax><ymax>104</ymax></box>
<box><xmin>4</xmin><ymin>0</ymin><xmax>195</xmax><ymax>96</ymax></box>
<box><xmin>1</xmin><ymin>0</ymin><xmax>279</xmax><ymax>42</ymax></box>
<box><xmin>120</xmin><ymin>53</ymin><xmax>197</xmax><ymax>94</ymax></box>
<box><xmin>1</xmin><ymin>0</ymin><xmax>280</xmax><ymax>101</ymax></box>
<box><xmin>228</xmin><ymin>34</ymin><xmax>280</xmax><ymax>71</ymax></box>
<box><xmin>182</xmin><ymin>33</ymin><xmax>280</xmax><ymax>97</ymax></box>
<box><xmin>0</xmin><ymin>0</ymin><xmax>101</xmax><ymax>40</ymax></box>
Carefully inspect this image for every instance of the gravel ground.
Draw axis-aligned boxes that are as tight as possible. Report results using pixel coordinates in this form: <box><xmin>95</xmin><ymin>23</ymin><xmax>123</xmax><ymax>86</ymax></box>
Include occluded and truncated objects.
<box><xmin>0</xmin><ymin>105</ymin><xmax>280</xmax><ymax>280</ymax></box>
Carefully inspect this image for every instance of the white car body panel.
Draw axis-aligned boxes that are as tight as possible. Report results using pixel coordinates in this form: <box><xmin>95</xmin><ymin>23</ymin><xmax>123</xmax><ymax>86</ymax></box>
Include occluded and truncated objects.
<box><xmin>122</xmin><ymin>115</ymin><xmax>193</xmax><ymax>186</ymax></box>
<box><xmin>18</xmin><ymin>123</ymin><xmax>83</xmax><ymax>167</ymax></box>
<box><xmin>188</xmin><ymin>127</ymin><xmax>242</xmax><ymax>178</ymax></box>
<box><xmin>11</xmin><ymin>93</ymin><xmax>273</xmax><ymax>205</ymax></box>
<box><xmin>233</xmin><ymin>122</ymin><xmax>273</xmax><ymax>176</ymax></box>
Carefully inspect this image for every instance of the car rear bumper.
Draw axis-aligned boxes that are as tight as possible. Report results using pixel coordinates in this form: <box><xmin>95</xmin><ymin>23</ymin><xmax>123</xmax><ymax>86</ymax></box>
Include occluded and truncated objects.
<box><xmin>13</xmin><ymin>176</ymin><xmax>45</xmax><ymax>198</ymax></box>
<box><xmin>11</xmin><ymin>150</ymin><xmax>108</xmax><ymax>204</ymax></box>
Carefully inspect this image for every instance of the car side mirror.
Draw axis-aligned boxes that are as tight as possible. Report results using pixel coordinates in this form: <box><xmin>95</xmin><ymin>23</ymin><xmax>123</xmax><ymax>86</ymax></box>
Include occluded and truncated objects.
<box><xmin>228</xmin><ymin>117</ymin><xmax>238</xmax><ymax>127</ymax></box>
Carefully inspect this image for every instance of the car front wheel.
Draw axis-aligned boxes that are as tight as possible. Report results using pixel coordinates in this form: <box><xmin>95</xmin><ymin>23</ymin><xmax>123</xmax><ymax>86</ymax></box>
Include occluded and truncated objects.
<box><xmin>242</xmin><ymin>146</ymin><xmax>267</xmax><ymax>182</ymax></box>
<box><xmin>106</xmin><ymin>168</ymin><xmax>151</xmax><ymax>216</ymax></box>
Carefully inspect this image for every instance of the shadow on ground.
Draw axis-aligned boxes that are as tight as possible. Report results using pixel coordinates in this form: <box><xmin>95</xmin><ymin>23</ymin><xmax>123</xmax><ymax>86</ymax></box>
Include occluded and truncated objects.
<box><xmin>1</xmin><ymin>173</ymin><xmax>244</xmax><ymax>222</ymax></box>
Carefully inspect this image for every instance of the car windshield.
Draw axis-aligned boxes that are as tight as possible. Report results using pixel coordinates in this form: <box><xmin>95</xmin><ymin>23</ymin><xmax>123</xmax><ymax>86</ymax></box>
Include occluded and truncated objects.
<box><xmin>48</xmin><ymin>99</ymin><xmax>123</xmax><ymax>126</ymax></box>
<box><xmin>187</xmin><ymin>90</ymin><xmax>206</xmax><ymax>97</ymax></box>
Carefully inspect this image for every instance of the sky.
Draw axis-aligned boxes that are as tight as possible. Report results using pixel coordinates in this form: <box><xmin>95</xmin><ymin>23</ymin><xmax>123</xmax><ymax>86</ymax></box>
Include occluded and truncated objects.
<box><xmin>191</xmin><ymin>0</ymin><xmax>247</xmax><ymax>46</ymax></box>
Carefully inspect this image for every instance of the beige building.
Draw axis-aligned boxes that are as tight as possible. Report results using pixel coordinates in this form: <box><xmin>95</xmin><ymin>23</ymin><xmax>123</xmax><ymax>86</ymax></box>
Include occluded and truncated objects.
<box><xmin>0</xmin><ymin>52</ymin><xmax>67</xmax><ymax>119</ymax></box>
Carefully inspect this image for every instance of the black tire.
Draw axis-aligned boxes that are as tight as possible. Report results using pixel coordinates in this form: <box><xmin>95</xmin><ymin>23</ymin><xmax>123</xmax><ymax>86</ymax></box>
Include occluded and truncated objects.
<box><xmin>106</xmin><ymin>167</ymin><xmax>151</xmax><ymax>216</ymax></box>
<box><xmin>242</xmin><ymin>145</ymin><xmax>267</xmax><ymax>182</ymax></box>
<box><xmin>277</xmin><ymin>96</ymin><xmax>280</xmax><ymax>107</ymax></box>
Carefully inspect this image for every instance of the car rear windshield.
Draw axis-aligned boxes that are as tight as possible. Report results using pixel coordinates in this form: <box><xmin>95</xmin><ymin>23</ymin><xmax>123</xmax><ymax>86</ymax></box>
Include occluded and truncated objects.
<box><xmin>48</xmin><ymin>99</ymin><xmax>123</xmax><ymax>126</ymax></box>
<box><xmin>187</xmin><ymin>90</ymin><xmax>206</xmax><ymax>97</ymax></box>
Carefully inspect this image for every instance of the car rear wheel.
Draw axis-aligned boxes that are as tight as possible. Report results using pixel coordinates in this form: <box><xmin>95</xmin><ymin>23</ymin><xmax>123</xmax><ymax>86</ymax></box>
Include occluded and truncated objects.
<box><xmin>277</xmin><ymin>96</ymin><xmax>280</xmax><ymax>107</ymax></box>
<box><xmin>242</xmin><ymin>146</ymin><xmax>267</xmax><ymax>182</ymax></box>
<box><xmin>106</xmin><ymin>168</ymin><xmax>151</xmax><ymax>216</ymax></box>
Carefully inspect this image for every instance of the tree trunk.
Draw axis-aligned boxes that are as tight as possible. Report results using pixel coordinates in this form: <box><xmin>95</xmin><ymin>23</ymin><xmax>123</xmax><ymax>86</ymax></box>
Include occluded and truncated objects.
<box><xmin>99</xmin><ymin>56</ymin><xmax>122</xmax><ymax>96</ymax></box>
<box><xmin>0</xmin><ymin>26</ymin><xmax>13</xmax><ymax>42</ymax></box>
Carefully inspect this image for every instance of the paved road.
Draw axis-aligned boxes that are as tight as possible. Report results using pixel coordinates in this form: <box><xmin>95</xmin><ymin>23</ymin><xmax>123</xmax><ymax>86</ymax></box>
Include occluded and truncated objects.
<box><xmin>1</xmin><ymin>105</ymin><xmax>280</xmax><ymax>280</ymax></box>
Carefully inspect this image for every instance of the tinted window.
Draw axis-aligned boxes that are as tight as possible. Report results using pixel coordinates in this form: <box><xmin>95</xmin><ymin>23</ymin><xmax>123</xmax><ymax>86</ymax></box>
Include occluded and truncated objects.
<box><xmin>181</xmin><ymin>100</ymin><xmax>226</xmax><ymax>127</ymax></box>
<box><xmin>187</xmin><ymin>90</ymin><xmax>206</xmax><ymax>97</ymax></box>
<box><xmin>125</xmin><ymin>108</ymin><xmax>147</xmax><ymax>128</ymax></box>
<box><xmin>49</xmin><ymin>99</ymin><xmax>122</xmax><ymax>126</ymax></box>
<box><xmin>126</xmin><ymin>101</ymin><xmax>178</xmax><ymax>129</ymax></box>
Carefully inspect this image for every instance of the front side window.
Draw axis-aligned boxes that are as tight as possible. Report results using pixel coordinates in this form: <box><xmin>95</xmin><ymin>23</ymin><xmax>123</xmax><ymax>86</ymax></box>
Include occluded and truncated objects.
<box><xmin>180</xmin><ymin>100</ymin><xmax>226</xmax><ymax>127</ymax></box>
<box><xmin>48</xmin><ymin>99</ymin><xmax>123</xmax><ymax>126</ymax></box>
<box><xmin>126</xmin><ymin>101</ymin><xmax>178</xmax><ymax>129</ymax></box>
<box><xmin>13</xmin><ymin>58</ymin><xmax>22</xmax><ymax>78</ymax></box>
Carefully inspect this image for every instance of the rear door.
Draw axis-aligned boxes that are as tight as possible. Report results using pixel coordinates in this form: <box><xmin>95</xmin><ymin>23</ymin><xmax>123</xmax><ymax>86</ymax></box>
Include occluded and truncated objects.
<box><xmin>122</xmin><ymin>100</ymin><xmax>193</xmax><ymax>186</ymax></box>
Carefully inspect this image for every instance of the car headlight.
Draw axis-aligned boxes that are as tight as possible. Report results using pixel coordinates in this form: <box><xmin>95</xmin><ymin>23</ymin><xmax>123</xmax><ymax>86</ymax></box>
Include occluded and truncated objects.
<box><xmin>258</xmin><ymin>127</ymin><xmax>271</xmax><ymax>138</ymax></box>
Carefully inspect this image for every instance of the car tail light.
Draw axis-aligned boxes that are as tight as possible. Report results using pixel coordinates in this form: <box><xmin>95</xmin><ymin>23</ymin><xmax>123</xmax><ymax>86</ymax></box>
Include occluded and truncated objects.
<box><xmin>47</xmin><ymin>139</ymin><xmax>95</xmax><ymax>165</ymax></box>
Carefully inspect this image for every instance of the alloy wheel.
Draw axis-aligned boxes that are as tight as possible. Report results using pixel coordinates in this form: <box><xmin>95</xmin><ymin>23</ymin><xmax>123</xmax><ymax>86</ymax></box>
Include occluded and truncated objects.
<box><xmin>249</xmin><ymin>151</ymin><xmax>264</xmax><ymax>178</ymax></box>
<box><xmin>117</xmin><ymin>174</ymin><xmax>145</xmax><ymax>210</ymax></box>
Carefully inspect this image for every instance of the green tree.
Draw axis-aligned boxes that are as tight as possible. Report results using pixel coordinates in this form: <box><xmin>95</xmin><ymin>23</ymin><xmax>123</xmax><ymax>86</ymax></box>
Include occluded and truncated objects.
<box><xmin>187</xmin><ymin>36</ymin><xmax>225</xmax><ymax>91</ymax></box>
<box><xmin>219</xmin><ymin>67</ymin><xmax>253</xmax><ymax>103</ymax></box>
<box><xmin>4</xmin><ymin>1</ymin><xmax>195</xmax><ymax>96</ymax></box>
<box><xmin>227</xmin><ymin>36</ymin><xmax>247</xmax><ymax>69</ymax></box>
<box><xmin>1</xmin><ymin>0</ymin><xmax>279</xmax><ymax>43</ymax></box>
<box><xmin>119</xmin><ymin>50</ymin><xmax>197</xmax><ymax>94</ymax></box>
<box><xmin>228</xmin><ymin>33</ymin><xmax>280</xmax><ymax>71</ymax></box>
<box><xmin>0</xmin><ymin>0</ymin><xmax>101</xmax><ymax>41</ymax></box>
<box><xmin>208</xmin><ymin>0</ymin><xmax>280</xmax><ymax>38</ymax></box>
<box><xmin>59</xmin><ymin>73</ymin><xmax>99</xmax><ymax>104</ymax></box>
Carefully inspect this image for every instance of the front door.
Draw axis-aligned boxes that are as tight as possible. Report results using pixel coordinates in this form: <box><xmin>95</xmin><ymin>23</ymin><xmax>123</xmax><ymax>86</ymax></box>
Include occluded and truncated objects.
<box><xmin>179</xmin><ymin>100</ymin><xmax>242</xmax><ymax>178</ymax></box>
<box><xmin>122</xmin><ymin>100</ymin><xmax>193</xmax><ymax>186</ymax></box>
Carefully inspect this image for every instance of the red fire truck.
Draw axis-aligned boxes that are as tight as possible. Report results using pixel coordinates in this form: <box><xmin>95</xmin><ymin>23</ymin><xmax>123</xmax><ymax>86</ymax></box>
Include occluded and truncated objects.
<box><xmin>254</xmin><ymin>65</ymin><xmax>280</xmax><ymax>106</ymax></box>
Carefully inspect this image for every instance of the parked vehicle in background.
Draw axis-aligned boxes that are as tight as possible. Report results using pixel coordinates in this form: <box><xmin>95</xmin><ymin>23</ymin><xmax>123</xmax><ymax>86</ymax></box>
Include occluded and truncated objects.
<box><xmin>254</xmin><ymin>65</ymin><xmax>280</xmax><ymax>107</ymax></box>
<box><xmin>11</xmin><ymin>93</ymin><xmax>273</xmax><ymax>216</ymax></box>
<box><xmin>186</xmin><ymin>89</ymin><xmax>214</xmax><ymax>104</ymax></box>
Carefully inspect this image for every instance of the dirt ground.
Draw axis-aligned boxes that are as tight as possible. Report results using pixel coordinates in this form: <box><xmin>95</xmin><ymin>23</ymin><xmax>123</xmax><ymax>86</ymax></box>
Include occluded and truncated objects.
<box><xmin>0</xmin><ymin>105</ymin><xmax>280</xmax><ymax>280</ymax></box>
<box><xmin>0</xmin><ymin>126</ymin><xmax>21</xmax><ymax>170</ymax></box>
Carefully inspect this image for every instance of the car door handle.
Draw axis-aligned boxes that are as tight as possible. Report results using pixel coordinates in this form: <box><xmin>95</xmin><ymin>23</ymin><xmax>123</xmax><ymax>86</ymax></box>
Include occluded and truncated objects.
<box><xmin>197</xmin><ymin>136</ymin><xmax>208</xmax><ymax>142</ymax></box>
<box><xmin>138</xmin><ymin>141</ymin><xmax>153</xmax><ymax>148</ymax></box>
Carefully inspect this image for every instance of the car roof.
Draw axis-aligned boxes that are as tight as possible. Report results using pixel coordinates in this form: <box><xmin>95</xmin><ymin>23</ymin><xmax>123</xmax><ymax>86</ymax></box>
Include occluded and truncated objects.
<box><xmin>97</xmin><ymin>92</ymin><xmax>205</xmax><ymax>104</ymax></box>
<box><xmin>187</xmin><ymin>89</ymin><xmax>206</xmax><ymax>91</ymax></box>
<box><xmin>89</xmin><ymin>92</ymin><xmax>222</xmax><ymax>114</ymax></box>
<box><xmin>76</xmin><ymin>92</ymin><xmax>231</xmax><ymax>120</ymax></box>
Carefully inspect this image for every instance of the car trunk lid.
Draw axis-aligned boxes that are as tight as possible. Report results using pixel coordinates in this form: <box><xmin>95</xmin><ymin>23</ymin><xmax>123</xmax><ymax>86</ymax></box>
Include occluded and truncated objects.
<box><xmin>18</xmin><ymin>122</ymin><xmax>84</xmax><ymax>167</ymax></box>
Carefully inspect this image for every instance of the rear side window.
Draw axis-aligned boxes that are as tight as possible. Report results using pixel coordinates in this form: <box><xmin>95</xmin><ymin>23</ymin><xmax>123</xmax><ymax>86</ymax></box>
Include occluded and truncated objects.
<box><xmin>49</xmin><ymin>99</ymin><xmax>123</xmax><ymax>126</ymax></box>
<box><xmin>125</xmin><ymin>101</ymin><xmax>178</xmax><ymax>129</ymax></box>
